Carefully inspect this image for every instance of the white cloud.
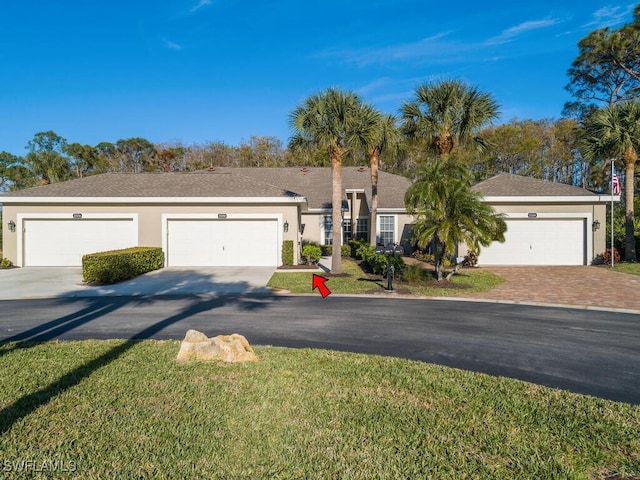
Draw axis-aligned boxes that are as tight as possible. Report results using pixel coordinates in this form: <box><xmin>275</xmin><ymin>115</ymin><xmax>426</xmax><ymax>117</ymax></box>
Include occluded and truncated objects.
<box><xmin>485</xmin><ymin>18</ymin><xmax>562</xmax><ymax>45</ymax></box>
<box><xmin>317</xmin><ymin>31</ymin><xmax>458</xmax><ymax>67</ymax></box>
<box><xmin>190</xmin><ymin>0</ymin><xmax>211</xmax><ymax>13</ymax></box>
<box><xmin>164</xmin><ymin>39</ymin><xmax>183</xmax><ymax>50</ymax></box>
<box><xmin>583</xmin><ymin>4</ymin><xmax>635</xmax><ymax>28</ymax></box>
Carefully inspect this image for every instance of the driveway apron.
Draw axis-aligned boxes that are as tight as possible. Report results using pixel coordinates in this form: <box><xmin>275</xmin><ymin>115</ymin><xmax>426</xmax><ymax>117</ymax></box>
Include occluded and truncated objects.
<box><xmin>462</xmin><ymin>266</ymin><xmax>640</xmax><ymax>311</ymax></box>
<box><xmin>0</xmin><ymin>267</ymin><xmax>275</xmax><ymax>300</ymax></box>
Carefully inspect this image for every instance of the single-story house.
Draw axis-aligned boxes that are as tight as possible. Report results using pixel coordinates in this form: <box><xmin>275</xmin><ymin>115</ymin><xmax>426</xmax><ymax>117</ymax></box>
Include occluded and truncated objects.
<box><xmin>0</xmin><ymin>168</ymin><xmax>615</xmax><ymax>268</ymax></box>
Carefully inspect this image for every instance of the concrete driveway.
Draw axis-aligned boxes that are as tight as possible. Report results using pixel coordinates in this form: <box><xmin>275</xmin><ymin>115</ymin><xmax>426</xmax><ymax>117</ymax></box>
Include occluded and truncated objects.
<box><xmin>0</xmin><ymin>266</ymin><xmax>275</xmax><ymax>300</ymax></box>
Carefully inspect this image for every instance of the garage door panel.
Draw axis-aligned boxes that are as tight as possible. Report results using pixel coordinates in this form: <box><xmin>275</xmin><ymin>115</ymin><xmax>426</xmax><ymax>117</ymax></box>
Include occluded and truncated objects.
<box><xmin>24</xmin><ymin>218</ymin><xmax>137</xmax><ymax>267</ymax></box>
<box><xmin>167</xmin><ymin>219</ymin><xmax>278</xmax><ymax>267</ymax></box>
<box><xmin>478</xmin><ymin>219</ymin><xmax>585</xmax><ymax>266</ymax></box>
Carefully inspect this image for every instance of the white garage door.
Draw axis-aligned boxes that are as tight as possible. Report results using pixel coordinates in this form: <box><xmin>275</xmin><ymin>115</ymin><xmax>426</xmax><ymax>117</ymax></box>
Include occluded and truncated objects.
<box><xmin>24</xmin><ymin>218</ymin><xmax>137</xmax><ymax>266</ymax></box>
<box><xmin>478</xmin><ymin>218</ymin><xmax>586</xmax><ymax>266</ymax></box>
<box><xmin>167</xmin><ymin>219</ymin><xmax>279</xmax><ymax>267</ymax></box>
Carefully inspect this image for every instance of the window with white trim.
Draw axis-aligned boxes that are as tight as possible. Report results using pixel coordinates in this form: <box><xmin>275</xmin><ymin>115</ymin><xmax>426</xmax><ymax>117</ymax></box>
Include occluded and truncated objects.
<box><xmin>323</xmin><ymin>215</ymin><xmax>333</xmax><ymax>245</ymax></box>
<box><xmin>355</xmin><ymin>218</ymin><xmax>369</xmax><ymax>241</ymax></box>
<box><xmin>378</xmin><ymin>215</ymin><xmax>395</xmax><ymax>246</ymax></box>
<box><xmin>343</xmin><ymin>219</ymin><xmax>353</xmax><ymax>243</ymax></box>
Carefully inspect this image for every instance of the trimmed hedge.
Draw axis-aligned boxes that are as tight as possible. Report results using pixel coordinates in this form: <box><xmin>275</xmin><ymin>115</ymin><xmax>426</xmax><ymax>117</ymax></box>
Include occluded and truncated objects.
<box><xmin>282</xmin><ymin>240</ymin><xmax>294</xmax><ymax>266</ymax></box>
<box><xmin>82</xmin><ymin>247</ymin><xmax>164</xmax><ymax>284</ymax></box>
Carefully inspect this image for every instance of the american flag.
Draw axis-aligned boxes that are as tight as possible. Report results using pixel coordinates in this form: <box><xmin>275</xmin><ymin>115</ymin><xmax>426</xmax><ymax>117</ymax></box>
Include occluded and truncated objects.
<box><xmin>612</xmin><ymin>171</ymin><xmax>621</xmax><ymax>195</ymax></box>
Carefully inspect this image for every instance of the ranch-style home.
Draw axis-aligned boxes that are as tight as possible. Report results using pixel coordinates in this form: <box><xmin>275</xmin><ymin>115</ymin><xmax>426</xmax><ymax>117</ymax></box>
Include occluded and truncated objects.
<box><xmin>0</xmin><ymin>167</ymin><xmax>615</xmax><ymax>268</ymax></box>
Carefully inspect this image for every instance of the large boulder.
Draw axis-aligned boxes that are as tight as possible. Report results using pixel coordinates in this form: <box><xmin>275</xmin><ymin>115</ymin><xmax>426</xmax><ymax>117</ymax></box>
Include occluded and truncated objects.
<box><xmin>176</xmin><ymin>330</ymin><xmax>258</xmax><ymax>363</ymax></box>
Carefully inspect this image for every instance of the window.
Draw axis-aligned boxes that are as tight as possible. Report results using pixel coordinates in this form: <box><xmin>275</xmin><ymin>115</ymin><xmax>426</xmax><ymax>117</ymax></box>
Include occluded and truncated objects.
<box><xmin>378</xmin><ymin>216</ymin><xmax>395</xmax><ymax>246</ymax></box>
<box><xmin>343</xmin><ymin>219</ymin><xmax>353</xmax><ymax>243</ymax></box>
<box><xmin>355</xmin><ymin>218</ymin><xmax>369</xmax><ymax>241</ymax></box>
<box><xmin>323</xmin><ymin>216</ymin><xmax>333</xmax><ymax>245</ymax></box>
<box><xmin>324</xmin><ymin>215</ymin><xmax>363</xmax><ymax>245</ymax></box>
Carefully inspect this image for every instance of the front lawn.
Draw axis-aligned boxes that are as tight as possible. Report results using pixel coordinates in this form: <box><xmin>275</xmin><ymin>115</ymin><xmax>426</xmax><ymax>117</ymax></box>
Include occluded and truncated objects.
<box><xmin>268</xmin><ymin>257</ymin><xmax>505</xmax><ymax>296</ymax></box>
<box><xmin>612</xmin><ymin>262</ymin><xmax>640</xmax><ymax>276</ymax></box>
<box><xmin>0</xmin><ymin>340</ymin><xmax>638</xmax><ymax>479</ymax></box>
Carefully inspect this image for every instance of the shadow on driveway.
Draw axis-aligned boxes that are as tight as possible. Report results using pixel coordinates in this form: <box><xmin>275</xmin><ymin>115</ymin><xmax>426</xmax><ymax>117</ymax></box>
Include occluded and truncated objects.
<box><xmin>0</xmin><ymin>271</ymin><xmax>282</xmax><ymax>435</ymax></box>
<box><xmin>0</xmin><ymin>266</ymin><xmax>275</xmax><ymax>299</ymax></box>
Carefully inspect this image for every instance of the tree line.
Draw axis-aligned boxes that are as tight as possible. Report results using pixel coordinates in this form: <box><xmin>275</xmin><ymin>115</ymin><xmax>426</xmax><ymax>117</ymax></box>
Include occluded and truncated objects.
<box><xmin>1</xmin><ymin>4</ymin><xmax>639</xmax><ymax>264</ymax></box>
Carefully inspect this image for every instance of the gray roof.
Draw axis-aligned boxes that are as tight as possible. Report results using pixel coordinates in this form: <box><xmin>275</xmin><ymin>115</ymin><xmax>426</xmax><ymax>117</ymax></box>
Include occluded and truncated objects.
<box><xmin>0</xmin><ymin>167</ymin><xmax>412</xmax><ymax>209</ymax></box>
<box><xmin>471</xmin><ymin>173</ymin><xmax>596</xmax><ymax>197</ymax></box>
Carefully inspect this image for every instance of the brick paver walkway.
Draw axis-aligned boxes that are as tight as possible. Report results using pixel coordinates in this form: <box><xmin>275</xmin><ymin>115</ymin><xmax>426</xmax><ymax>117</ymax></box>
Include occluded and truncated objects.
<box><xmin>461</xmin><ymin>266</ymin><xmax>640</xmax><ymax>311</ymax></box>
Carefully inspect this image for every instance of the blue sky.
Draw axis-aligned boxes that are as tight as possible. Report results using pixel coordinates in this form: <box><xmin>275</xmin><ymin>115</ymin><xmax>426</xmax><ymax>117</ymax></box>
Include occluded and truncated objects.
<box><xmin>1</xmin><ymin>1</ymin><xmax>637</xmax><ymax>156</ymax></box>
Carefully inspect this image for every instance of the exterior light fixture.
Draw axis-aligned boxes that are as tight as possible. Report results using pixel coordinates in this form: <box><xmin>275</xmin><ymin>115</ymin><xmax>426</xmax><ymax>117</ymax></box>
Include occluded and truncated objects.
<box><xmin>283</xmin><ymin>221</ymin><xmax>289</xmax><ymax>233</ymax></box>
<box><xmin>8</xmin><ymin>220</ymin><xmax>16</xmax><ymax>233</ymax></box>
<box><xmin>592</xmin><ymin>220</ymin><xmax>601</xmax><ymax>231</ymax></box>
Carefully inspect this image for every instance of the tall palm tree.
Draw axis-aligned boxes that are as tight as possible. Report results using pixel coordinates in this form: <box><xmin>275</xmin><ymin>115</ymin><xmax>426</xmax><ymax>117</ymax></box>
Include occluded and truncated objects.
<box><xmin>581</xmin><ymin>100</ymin><xmax>640</xmax><ymax>261</ymax></box>
<box><xmin>405</xmin><ymin>159</ymin><xmax>506</xmax><ymax>281</ymax></box>
<box><xmin>359</xmin><ymin>110</ymin><xmax>402</xmax><ymax>245</ymax></box>
<box><xmin>289</xmin><ymin>88</ymin><xmax>376</xmax><ymax>273</ymax></box>
<box><xmin>401</xmin><ymin>79</ymin><xmax>500</xmax><ymax>159</ymax></box>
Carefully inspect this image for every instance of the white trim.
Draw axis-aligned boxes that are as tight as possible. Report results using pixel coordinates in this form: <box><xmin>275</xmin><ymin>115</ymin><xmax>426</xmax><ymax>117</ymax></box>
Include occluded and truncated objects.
<box><xmin>1</xmin><ymin>196</ymin><xmax>307</xmax><ymax>205</ymax></box>
<box><xmin>161</xmin><ymin>213</ymin><xmax>283</xmax><ymax>267</ymax></box>
<box><xmin>377</xmin><ymin>214</ymin><xmax>398</xmax><ymax>245</ymax></box>
<box><xmin>500</xmin><ymin>212</ymin><xmax>593</xmax><ymax>264</ymax></box>
<box><xmin>16</xmin><ymin>213</ymin><xmax>139</xmax><ymax>267</ymax></box>
<box><xmin>377</xmin><ymin>208</ymin><xmax>406</xmax><ymax>213</ymax></box>
<box><xmin>482</xmin><ymin>195</ymin><xmax>619</xmax><ymax>204</ymax></box>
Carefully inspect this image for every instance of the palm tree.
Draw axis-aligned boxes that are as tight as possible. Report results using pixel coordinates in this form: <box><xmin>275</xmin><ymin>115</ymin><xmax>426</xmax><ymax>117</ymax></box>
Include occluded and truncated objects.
<box><xmin>350</xmin><ymin>104</ymin><xmax>403</xmax><ymax>245</ymax></box>
<box><xmin>581</xmin><ymin>101</ymin><xmax>640</xmax><ymax>261</ymax></box>
<box><xmin>401</xmin><ymin>79</ymin><xmax>500</xmax><ymax>159</ymax></box>
<box><xmin>289</xmin><ymin>88</ymin><xmax>376</xmax><ymax>274</ymax></box>
<box><xmin>405</xmin><ymin>159</ymin><xmax>506</xmax><ymax>281</ymax></box>
<box><xmin>366</xmin><ymin>112</ymin><xmax>401</xmax><ymax>246</ymax></box>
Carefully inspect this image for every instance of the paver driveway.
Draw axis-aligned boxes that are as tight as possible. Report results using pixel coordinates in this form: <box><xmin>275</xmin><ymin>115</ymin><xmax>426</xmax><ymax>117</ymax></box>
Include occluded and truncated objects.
<box><xmin>462</xmin><ymin>265</ymin><xmax>640</xmax><ymax>311</ymax></box>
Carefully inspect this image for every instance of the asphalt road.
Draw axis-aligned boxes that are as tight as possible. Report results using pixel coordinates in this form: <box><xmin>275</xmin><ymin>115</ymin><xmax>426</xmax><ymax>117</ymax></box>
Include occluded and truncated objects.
<box><xmin>1</xmin><ymin>295</ymin><xmax>639</xmax><ymax>404</ymax></box>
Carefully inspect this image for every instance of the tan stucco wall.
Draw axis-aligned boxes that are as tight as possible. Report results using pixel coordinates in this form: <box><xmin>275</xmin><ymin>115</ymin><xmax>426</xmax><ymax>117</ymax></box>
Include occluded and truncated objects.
<box><xmin>2</xmin><ymin>197</ymin><xmax>611</xmax><ymax>266</ymax></box>
<box><xmin>2</xmin><ymin>202</ymin><xmax>300</xmax><ymax>266</ymax></box>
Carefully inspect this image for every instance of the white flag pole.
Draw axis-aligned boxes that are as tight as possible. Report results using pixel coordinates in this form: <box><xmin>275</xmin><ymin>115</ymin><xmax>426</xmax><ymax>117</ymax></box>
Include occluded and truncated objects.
<box><xmin>611</xmin><ymin>160</ymin><xmax>615</xmax><ymax>268</ymax></box>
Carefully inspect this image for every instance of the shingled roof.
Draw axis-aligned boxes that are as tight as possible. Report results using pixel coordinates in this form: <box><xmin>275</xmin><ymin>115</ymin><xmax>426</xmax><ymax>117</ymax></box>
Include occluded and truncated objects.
<box><xmin>0</xmin><ymin>167</ymin><xmax>411</xmax><ymax>209</ymax></box>
<box><xmin>472</xmin><ymin>173</ymin><xmax>597</xmax><ymax>197</ymax></box>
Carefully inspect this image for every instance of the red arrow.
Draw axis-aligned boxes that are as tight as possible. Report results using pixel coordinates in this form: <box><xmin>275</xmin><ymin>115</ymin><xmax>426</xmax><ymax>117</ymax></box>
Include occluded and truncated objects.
<box><xmin>312</xmin><ymin>274</ymin><xmax>331</xmax><ymax>298</ymax></box>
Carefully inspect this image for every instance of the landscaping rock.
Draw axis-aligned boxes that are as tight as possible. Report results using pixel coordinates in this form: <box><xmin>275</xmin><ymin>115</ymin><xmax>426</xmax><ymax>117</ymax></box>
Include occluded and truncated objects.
<box><xmin>176</xmin><ymin>329</ymin><xmax>258</xmax><ymax>363</ymax></box>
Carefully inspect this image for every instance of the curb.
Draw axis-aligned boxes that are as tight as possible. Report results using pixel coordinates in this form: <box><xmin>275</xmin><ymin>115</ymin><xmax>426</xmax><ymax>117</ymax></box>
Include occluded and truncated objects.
<box><xmin>272</xmin><ymin>291</ymin><xmax>640</xmax><ymax>315</ymax></box>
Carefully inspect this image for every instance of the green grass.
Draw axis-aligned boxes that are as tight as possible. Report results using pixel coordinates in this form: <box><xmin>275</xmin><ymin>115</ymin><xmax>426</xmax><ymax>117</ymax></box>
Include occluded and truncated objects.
<box><xmin>0</xmin><ymin>340</ymin><xmax>638</xmax><ymax>479</ymax></box>
<box><xmin>612</xmin><ymin>262</ymin><xmax>640</xmax><ymax>276</ymax></box>
<box><xmin>268</xmin><ymin>258</ymin><xmax>505</xmax><ymax>296</ymax></box>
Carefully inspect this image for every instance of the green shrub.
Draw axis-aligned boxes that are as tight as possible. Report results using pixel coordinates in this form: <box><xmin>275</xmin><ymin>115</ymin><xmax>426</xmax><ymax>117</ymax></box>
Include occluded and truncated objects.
<box><xmin>282</xmin><ymin>240</ymin><xmax>294</xmax><ymax>266</ymax></box>
<box><xmin>0</xmin><ymin>257</ymin><xmax>13</xmax><ymax>269</ymax></box>
<box><xmin>356</xmin><ymin>243</ymin><xmax>405</xmax><ymax>276</ymax></box>
<box><xmin>349</xmin><ymin>239</ymin><xmax>369</xmax><ymax>259</ymax></box>
<box><xmin>399</xmin><ymin>264</ymin><xmax>432</xmax><ymax>283</ymax></box>
<box><xmin>321</xmin><ymin>245</ymin><xmax>352</xmax><ymax>257</ymax></box>
<box><xmin>83</xmin><ymin>247</ymin><xmax>164</xmax><ymax>284</ymax></box>
<box><xmin>301</xmin><ymin>244</ymin><xmax>322</xmax><ymax>265</ymax></box>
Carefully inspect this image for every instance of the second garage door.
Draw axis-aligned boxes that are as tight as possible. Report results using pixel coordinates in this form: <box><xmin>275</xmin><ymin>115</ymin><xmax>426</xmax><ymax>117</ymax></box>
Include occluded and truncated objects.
<box><xmin>167</xmin><ymin>219</ymin><xmax>279</xmax><ymax>267</ymax></box>
<box><xmin>477</xmin><ymin>218</ymin><xmax>586</xmax><ymax>266</ymax></box>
